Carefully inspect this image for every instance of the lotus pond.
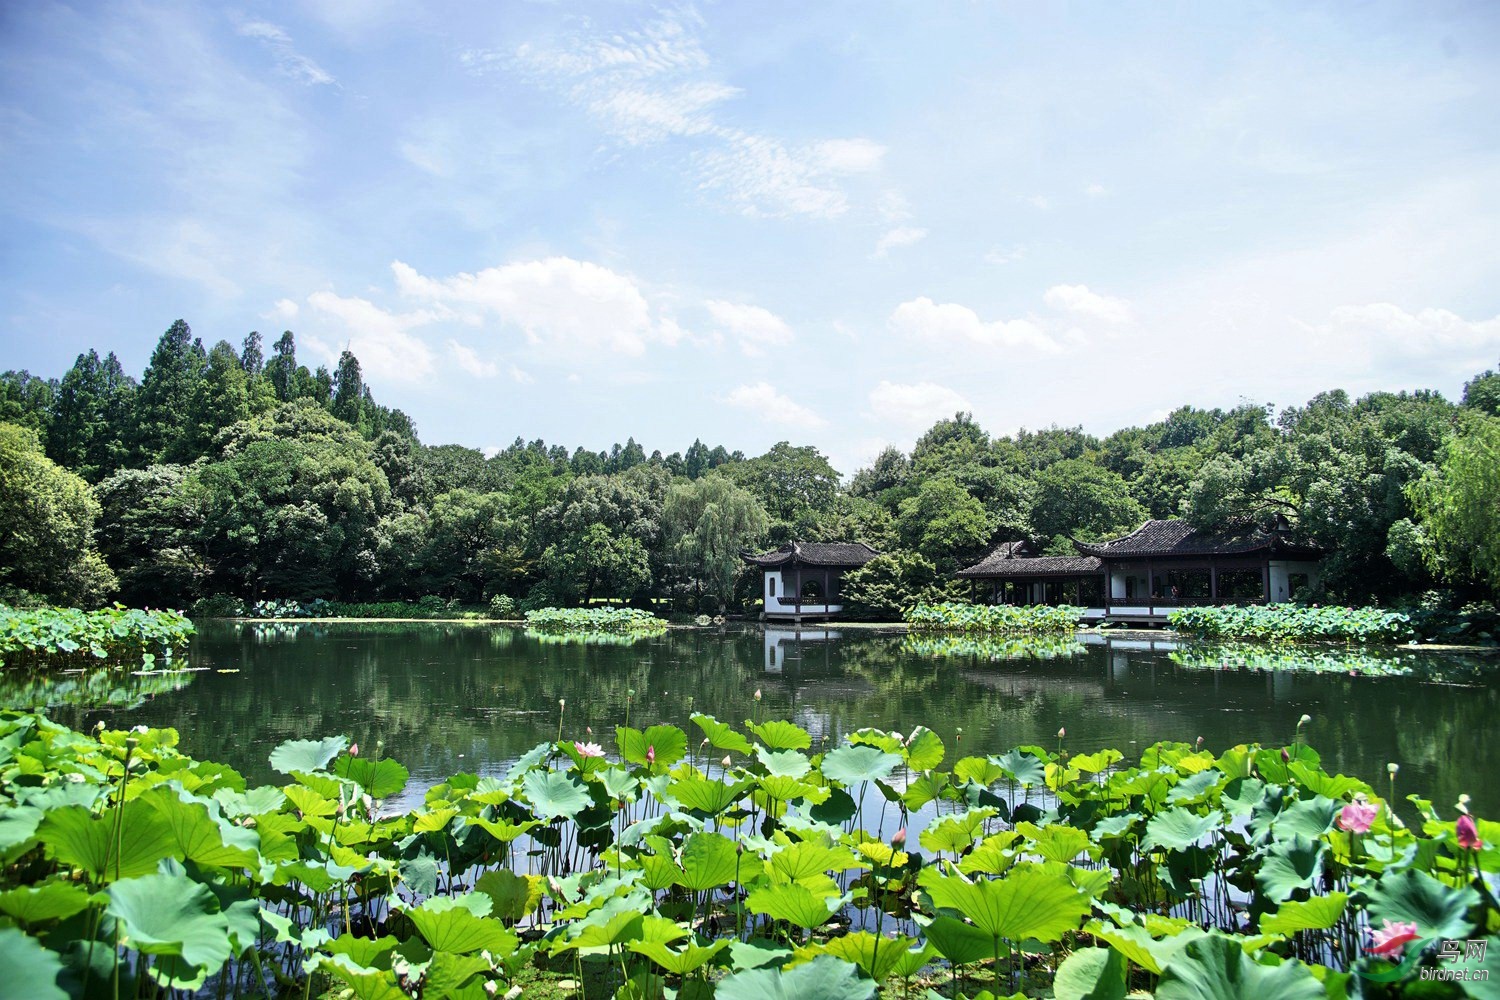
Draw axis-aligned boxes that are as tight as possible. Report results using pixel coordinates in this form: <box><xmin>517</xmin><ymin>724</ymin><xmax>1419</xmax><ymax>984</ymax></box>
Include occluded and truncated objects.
<box><xmin>2</xmin><ymin>622</ymin><xmax>1498</xmax><ymax>998</ymax></box>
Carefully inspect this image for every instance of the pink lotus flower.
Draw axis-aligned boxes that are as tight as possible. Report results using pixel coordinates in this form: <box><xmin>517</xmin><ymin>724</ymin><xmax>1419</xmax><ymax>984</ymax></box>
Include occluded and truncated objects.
<box><xmin>574</xmin><ymin>742</ymin><xmax>605</xmax><ymax>758</ymax></box>
<box><xmin>348</xmin><ymin>743</ymin><xmax>359</xmax><ymax>757</ymax></box>
<box><xmin>1338</xmin><ymin>801</ymin><xmax>1378</xmax><ymax>834</ymax></box>
<box><xmin>1367</xmin><ymin>920</ymin><xmax>1420</xmax><ymax>957</ymax></box>
<box><xmin>646</xmin><ymin>745</ymin><xmax>656</xmax><ymax>765</ymax></box>
<box><xmin>1457</xmin><ymin>814</ymin><xmax>1484</xmax><ymax>850</ymax></box>
<box><xmin>891</xmin><ymin>828</ymin><xmax>907</xmax><ymax>848</ymax></box>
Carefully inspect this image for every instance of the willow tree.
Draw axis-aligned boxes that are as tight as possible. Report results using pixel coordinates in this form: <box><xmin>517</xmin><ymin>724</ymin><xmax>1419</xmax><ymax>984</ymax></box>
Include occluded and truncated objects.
<box><xmin>662</xmin><ymin>474</ymin><xmax>769</xmax><ymax>612</ymax></box>
<box><xmin>1411</xmin><ymin>414</ymin><xmax>1500</xmax><ymax>592</ymax></box>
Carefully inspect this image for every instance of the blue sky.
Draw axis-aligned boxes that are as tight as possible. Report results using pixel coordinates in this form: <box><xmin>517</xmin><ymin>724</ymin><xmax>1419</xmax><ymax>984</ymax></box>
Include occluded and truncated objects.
<box><xmin>3</xmin><ymin>1</ymin><xmax>1498</xmax><ymax>474</ymax></box>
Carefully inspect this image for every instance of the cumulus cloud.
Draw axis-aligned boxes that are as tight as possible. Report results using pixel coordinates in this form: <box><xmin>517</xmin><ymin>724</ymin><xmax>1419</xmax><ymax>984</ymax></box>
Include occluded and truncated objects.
<box><xmin>235</xmin><ymin>18</ymin><xmax>335</xmax><ymax>86</ymax></box>
<box><xmin>447</xmin><ymin>339</ymin><xmax>499</xmax><ymax>378</ymax></box>
<box><xmin>890</xmin><ymin>296</ymin><xmax>1059</xmax><ymax>353</ymax></box>
<box><xmin>304</xmin><ymin>291</ymin><xmax>438</xmax><ymax>382</ymax></box>
<box><xmin>393</xmin><ymin>257</ymin><xmax>670</xmax><ymax>358</ymax></box>
<box><xmin>1044</xmin><ymin>284</ymin><xmax>1133</xmax><ymax>325</ymax></box>
<box><xmin>721</xmin><ymin>381</ymin><xmax>824</xmax><ymax>426</ymax></box>
<box><xmin>874</xmin><ymin>226</ymin><xmax>928</xmax><ymax>258</ymax></box>
<box><xmin>705</xmin><ymin>299</ymin><xmax>794</xmax><ymax>356</ymax></box>
<box><xmin>868</xmin><ymin>381</ymin><xmax>972</xmax><ymax>427</ymax></box>
<box><xmin>1319</xmin><ymin>302</ymin><xmax>1500</xmax><ymax>366</ymax></box>
<box><xmin>269</xmin><ymin>298</ymin><xmax>299</xmax><ymax>320</ymax></box>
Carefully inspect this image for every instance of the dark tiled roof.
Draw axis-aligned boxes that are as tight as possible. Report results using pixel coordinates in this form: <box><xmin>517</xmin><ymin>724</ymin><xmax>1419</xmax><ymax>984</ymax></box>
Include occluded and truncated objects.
<box><xmin>742</xmin><ymin>541</ymin><xmax>881</xmax><ymax>568</ymax></box>
<box><xmin>956</xmin><ymin>554</ymin><xmax>1103</xmax><ymax>579</ymax></box>
<box><xmin>953</xmin><ymin>540</ymin><xmax>1038</xmax><ymax>577</ymax></box>
<box><xmin>1074</xmin><ymin>519</ymin><xmax>1322</xmax><ymax>559</ymax></box>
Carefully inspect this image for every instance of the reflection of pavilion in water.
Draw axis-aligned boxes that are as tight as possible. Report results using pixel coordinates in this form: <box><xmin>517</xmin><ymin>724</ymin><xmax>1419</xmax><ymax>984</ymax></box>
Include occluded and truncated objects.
<box><xmin>762</xmin><ymin>626</ymin><xmax>846</xmax><ymax>674</ymax></box>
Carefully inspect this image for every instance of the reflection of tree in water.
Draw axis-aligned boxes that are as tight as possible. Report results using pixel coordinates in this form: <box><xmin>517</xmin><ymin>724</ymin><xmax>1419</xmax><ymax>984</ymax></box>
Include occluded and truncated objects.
<box><xmin>62</xmin><ymin>622</ymin><xmax>1500</xmax><ymax>815</ymax></box>
<box><xmin>5</xmin><ymin>666</ymin><xmax>197</xmax><ymax>713</ymax></box>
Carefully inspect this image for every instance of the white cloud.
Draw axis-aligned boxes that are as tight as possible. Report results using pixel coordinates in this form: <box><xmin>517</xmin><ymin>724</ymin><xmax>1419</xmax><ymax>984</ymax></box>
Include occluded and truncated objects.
<box><xmin>1044</xmin><ymin>284</ymin><xmax>1133</xmax><ymax>324</ymax></box>
<box><xmin>305</xmin><ymin>291</ymin><xmax>438</xmax><ymax>382</ymax></box>
<box><xmin>985</xmin><ymin>245</ymin><xmax>1026</xmax><ymax>266</ymax></box>
<box><xmin>815</xmin><ymin>138</ymin><xmax>887</xmax><ymax>173</ymax></box>
<box><xmin>874</xmin><ymin>226</ymin><xmax>928</xmax><ymax>258</ymax></box>
<box><xmin>890</xmin><ymin>296</ymin><xmax>1060</xmax><ymax>353</ymax></box>
<box><xmin>705</xmin><ymin>299</ymin><xmax>794</xmax><ymax>356</ymax></box>
<box><xmin>868</xmin><ymin>381</ymin><xmax>972</xmax><ymax>427</ymax></box>
<box><xmin>270</xmin><ymin>298</ymin><xmax>299</xmax><ymax>321</ymax></box>
<box><xmin>393</xmin><ymin>257</ymin><xmax>671</xmax><ymax>358</ymax></box>
<box><xmin>1026</xmin><ymin>194</ymin><xmax>1051</xmax><ymax>210</ymax></box>
<box><xmin>1084</xmin><ymin>183</ymin><xmax>1108</xmax><ymax>198</ymax></box>
<box><xmin>446</xmin><ymin>339</ymin><xmax>499</xmax><ymax>378</ymax></box>
<box><xmin>512</xmin><ymin>11</ymin><xmax>884</xmax><ymax>219</ymax></box>
<box><xmin>1319</xmin><ymin>302</ymin><xmax>1500</xmax><ymax>364</ymax></box>
<box><xmin>721</xmin><ymin>381</ymin><xmax>824</xmax><ymax>426</ymax></box>
<box><xmin>234</xmin><ymin>18</ymin><xmax>335</xmax><ymax>86</ymax></box>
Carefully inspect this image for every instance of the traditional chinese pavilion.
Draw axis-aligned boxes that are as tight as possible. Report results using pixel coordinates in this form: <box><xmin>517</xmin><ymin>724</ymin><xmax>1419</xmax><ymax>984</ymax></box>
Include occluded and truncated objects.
<box><xmin>741</xmin><ymin>541</ymin><xmax>880</xmax><ymax>621</ymax></box>
<box><xmin>956</xmin><ymin>518</ymin><xmax>1323</xmax><ymax>624</ymax></box>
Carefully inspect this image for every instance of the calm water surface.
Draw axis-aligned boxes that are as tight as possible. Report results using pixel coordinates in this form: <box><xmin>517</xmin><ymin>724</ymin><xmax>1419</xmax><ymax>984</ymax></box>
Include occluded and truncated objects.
<box><xmin>25</xmin><ymin>622</ymin><xmax>1500</xmax><ymax>815</ymax></box>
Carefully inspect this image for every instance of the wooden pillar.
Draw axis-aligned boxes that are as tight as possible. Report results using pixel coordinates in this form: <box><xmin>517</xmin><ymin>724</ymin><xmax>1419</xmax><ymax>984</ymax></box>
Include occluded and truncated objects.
<box><xmin>1261</xmin><ymin>558</ymin><xmax>1270</xmax><ymax>605</ymax></box>
<box><xmin>1209</xmin><ymin>559</ymin><xmax>1218</xmax><ymax>604</ymax></box>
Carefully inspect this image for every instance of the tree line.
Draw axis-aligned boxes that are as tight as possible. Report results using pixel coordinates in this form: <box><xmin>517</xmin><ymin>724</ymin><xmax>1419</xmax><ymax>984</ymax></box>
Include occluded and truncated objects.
<box><xmin>2</xmin><ymin>320</ymin><xmax>1497</xmax><ymax>615</ymax></box>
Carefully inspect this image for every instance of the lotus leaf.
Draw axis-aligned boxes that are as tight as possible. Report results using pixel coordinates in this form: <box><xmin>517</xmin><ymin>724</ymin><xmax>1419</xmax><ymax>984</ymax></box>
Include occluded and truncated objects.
<box><xmin>0</xmin><ymin>880</ymin><xmax>93</xmax><ymax>924</ymax></box>
<box><xmin>522</xmin><ymin>769</ymin><xmax>591</xmax><ymax>819</ymax></box>
<box><xmin>921</xmin><ymin>866</ymin><xmax>1091</xmax><ymax>943</ymax></box>
<box><xmin>692</xmin><ymin>713</ymin><xmax>753</xmax><ymax>755</ymax></box>
<box><xmin>994</xmin><ymin>749</ymin><xmax>1046</xmax><ymax>787</ymax></box>
<box><xmin>0</xmin><ymin>926</ymin><xmax>67</xmax><ymax>1000</ymax></box>
<box><xmin>756</xmin><ymin>745</ymin><xmax>813</xmax><ymax>778</ymax></box>
<box><xmin>919</xmin><ymin>913</ymin><xmax>997</xmax><ymax>965</ymax></box>
<box><xmin>902</xmin><ymin>727</ymin><xmax>945</xmax><ymax>771</ymax></box>
<box><xmin>954</xmin><ymin>755</ymin><xmax>1007</xmax><ymax>787</ymax></box>
<box><xmin>1366</xmin><ymin>868</ymin><xmax>1479</xmax><ymax>941</ymax></box>
<box><xmin>746</xmin><ymin>719</ymin><xmax>812</xmax><ymax>751</ymax></box>
<box><xmin>40</xmin><ymin>800</ymin><xmax>174</xmax><ymax>882</ymax></box>
<box><xmin>334</xmin><ymin>755</ymin><xmax>410</xmax><ymax>798</ymax></box>
<box><xmin>1054</xmin><ymin>946</ymin><xmax>1128</xmax><ymax>1000</ymax></box>
<box><xmin>406</xmin><ymin>895</ymin><xmax>517</xmax><ymax>955</ymax></box>
<box><xmin>1156</xmin><ymin>933</ymin><xmax>1324</xmax><ymax>1000</ymax></box>
<box><xmin>1255</xmin><ymin>835</ymin><xmax>1325</xmax><ymax>903</ymax></box>
<box><xmin>105</xmin><ymin>871</ymin><xmax>233</xmax><ymax>978</ymax></box>
<box><xmin>1260</xmin><ymin>893</ymin><xmax>1350</xmax><ymax>935</ymax></box>
<box><xmin>268</xmin><ymin>735</ymin><xmax>348</xmax><ymax>775</ymax></box>
<box><xmin>747</xmin><ymin>882</ymin><xmax>845</xmax><ymax>929</ymax></box>
<box><xmin>769</xmin><ymin>841</ymin><xmax>862</xmax><ymax>886</ymax></box>
<box><xmin>799</xmin><ymin>931</ymin><xmax>925</xmax><ymax>982</ymax></box>
<box><xmin>821</xmin><ymin>743</ymin><xmax>900</xmax><ymax>784</ymax></box>
<box><xmin>1015</xmin><ymin>821</ymin><xmax>1093</xmax><ymax>863</ymax></box>
<box><xmin>628</xmin><ymin>936</ymin><xmax>729</xmax><ymax>974</ymax></box>
<box><xmin>716</xmin><ymin>954</ymin><xmax>875</xmax><ymax>1000</ymax></box>
<box><xmin>616</xmin><ymin>724</ymin><xmax>689</xmax><ymax>770</ymax></box>
<box><xmin>1143</xmin><ymin>808</ymin><xmax>1223</xmax><ymax>853</ymax></box>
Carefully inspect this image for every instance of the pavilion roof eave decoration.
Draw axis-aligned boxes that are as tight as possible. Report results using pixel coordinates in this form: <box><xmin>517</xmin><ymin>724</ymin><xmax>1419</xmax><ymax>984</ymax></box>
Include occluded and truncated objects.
<box><xmin>741</xmin><ymin>541</ymin><xmax>881</xmax><ymax>569</ymax></box>
<box><xmin>955</xmin><ymin>555</ymin><xmax>1103</xmax><ymax>579</ymax></box>
<box><xmin>1072</xmin><ymin>518</ymin><xmax>1325</xmax><ymax>560</ymax></box>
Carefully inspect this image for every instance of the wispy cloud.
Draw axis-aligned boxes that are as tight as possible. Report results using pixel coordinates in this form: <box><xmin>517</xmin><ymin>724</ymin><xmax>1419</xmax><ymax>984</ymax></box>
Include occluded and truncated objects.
<box><xmin>506</xmin><ymin>10</ymin><xmax>885</xmax><ymax>218</ymax></box>
<box><xmin>873</xmin><ymin>225</ymin><xmax>928</xmax><ymax>258</ymax></box>
<box><xmin>1044</xmin><ymin>284</ymin><xmax>1132</xmax><ymax>325</ymax></box>
<box><xmin>235</xmin><ymin>18</ymin><xmax>335</xmax><ymax>86</ymax></box>
<box><xmin>868</xmin><ymin>380</ymin><xmax>972</xmax><ymax>427</ymax></box>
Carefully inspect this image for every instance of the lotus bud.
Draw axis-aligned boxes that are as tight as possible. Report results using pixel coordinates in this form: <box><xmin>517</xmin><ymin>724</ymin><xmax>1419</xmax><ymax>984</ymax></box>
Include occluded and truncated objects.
<box><xmin>559</xmin><ymin>698</ymin><xmax>565</xmax><ymax>708</ymax></box>
<box><xmin>1058</xmin><ymin>727</ymin><xmax>1066</xmax><ymax>739</ymax></box>
<box><xmin>1387</xmin><ymin>763</ymin><xmax>1399</xmax><ymax>776</ymax></box>
<box><xmin>1280</xmin><ymin>748</ymin><xmax>1290</xmax><ymax>763</ymax></box>
<box><xmin>586</xmin><ymin>726</ymin><xmax>593</xmax><ymax>736</ymax></box>
<box><xmin>721</xmin><ymin>756</ymin><xmax>733</xmax><ymax>768</ymax></box>
<box><xmin>484</xmin><ymin>983</ymin><xmax>499</xmax><ymax>997</ymax></box>
<box><xmin>891</xmin><ymin>828</ymin><xmax>907</xmax><ymax>848</ymax></box>
<box><xmin>1457</xmin><ymin>793</ymin><xmax>1471</xmax><ymax>815</ymax></box>
<box><xmin>1297</xmin><ymin>714</ymin><xmax>1312</xmax><ymax>728</ymax></box>
<box><xmin>753</xmin><ymin>689</ymin><xmax>762</xmax><ymax>701</ymax></box>
<box><xmin>1195</xmin><ymin>736</ymin><xmax>1204</xmax><ymax>748</ymax></box>
<box><xmin>349</xmin><ymin>743</ymin><xmax>359</xmax><ymax>757</ymax></box>
<box><xmin>646</xmin><ymin>745</ymin><xmax>656</xmax><ymax>765</ymax></box>
<box><xmin>627</xmin><ymin>689</ymin><xmax>636</xmax><ymax>698</ymax></box>
<box><xmin>93</xmin><ymin>720</ymin><xmax>106</xmax><ymax>733</ymax></box>
<box><xmin>1456</xmin><ymin>814</ymin><xmax>1484</xmax><ymax>850</ymax></box>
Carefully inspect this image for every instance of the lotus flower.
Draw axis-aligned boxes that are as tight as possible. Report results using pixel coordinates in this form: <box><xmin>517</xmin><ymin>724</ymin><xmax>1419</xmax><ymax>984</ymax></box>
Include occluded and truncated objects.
<box><xmin>348</xmin><ymin>743</ymin><xmax>359</xmax><ymax>757</ymax></box>
<box><xmin>1367</xmin><ymin>919</ymin><xmax>1420</xmax><ymax>957</ymax></box>
<box><xmin>1457</xmin><ymin>814</ymin><xmax>1484</xmax><ymax>850</ymax></box>
<box><xmin>891</xmin><ymin>828</ymin><xmax>907</xmax><ymax>848</ymax></box>
<box><xmin>753</xmin><ymin>689</ymin><xmax>762</xmax><ymax>702</ymax></box>
<box><xmin>646</xmin><ymin>745</ymin><xmax>656</xmax><ymax>765</ymax></box>
<box><xmin>1338</xmin><ymin>800</ymin><xmax>1378</xmax><ymax>834</ymax></box>
<box><xmin>574</xmin><ymin>741</ymin><xmax>605</xmax><ymax>758</ymax></box>
<box><xmin>1057</xmin><ymin>727</ymin><xmax>1066</xmax><ymax>739</ymax></box>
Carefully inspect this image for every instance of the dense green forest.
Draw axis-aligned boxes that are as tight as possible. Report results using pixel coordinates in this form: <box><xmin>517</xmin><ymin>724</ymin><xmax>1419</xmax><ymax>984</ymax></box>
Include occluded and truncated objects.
<box><xmin>2</xmin><ymin>320</ymin><xmax>1498</xmax><ymax>615</ymax></box>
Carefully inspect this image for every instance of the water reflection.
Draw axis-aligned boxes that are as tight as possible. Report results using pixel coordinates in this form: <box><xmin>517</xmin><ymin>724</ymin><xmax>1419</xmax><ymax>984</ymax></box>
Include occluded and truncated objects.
<box><xmin>32</xmin><ymin>622</ymin><xmax>1497</xmax><ymax>817</ymax></box>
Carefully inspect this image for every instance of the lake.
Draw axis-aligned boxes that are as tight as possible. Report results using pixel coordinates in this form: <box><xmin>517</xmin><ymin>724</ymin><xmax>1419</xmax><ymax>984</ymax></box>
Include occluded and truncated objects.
<box><xmin>21</xmin><ymin>621</ymin><xmax>1500</xmax><ymax>816</ymax></box>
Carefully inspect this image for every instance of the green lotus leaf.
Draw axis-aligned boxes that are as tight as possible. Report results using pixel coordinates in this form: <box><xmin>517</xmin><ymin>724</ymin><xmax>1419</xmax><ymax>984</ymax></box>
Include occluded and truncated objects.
<box><xmin>958</xmin><ymin>832</ymin><xmax>1021</xmax><ymax>876</ymax></box>
<box><xmin>669</xmin><ymin>774</ymin><xmax>753</xmax><ymax>815</ymax></box>
<box><xmin>1143</xmin><ymin>808</ymin><xmax>1223</xmax><ymax>853</ymax></box>
<box><xmin>759</xmin><ymin>775</ymin><xmax>820</xmax><ymax>802</ymax></box>
<box><xmin>212</xmin><ymin>785</ymin><xmax>286</xmax><ymax>818</ymax></box>
<box><xmin>900</xmin><ymin>772</ymin><xmax>950</xmax><ymax>811</ymax></box>
<box><xmin>1054</xmin><ymin>946</ymin><xmax>1128</xmax><ymax>1000</ymax></box>
<box><xmin>1366</xmin><ymin>868</ymin><xmax>1479</xmax><ymax>941</ymax></box>
<box><xmin>616</xmin><ymin>725</ymin><xmax>689</xmax><ymax>770</ymax></box>
<box><xmin>1085</xmin><ymin>920</ymin><xmax>1208</xmax><ymax>975</ymax></box>
<box><xmin>921</xmin><ymin>866</ymin><xmax>1090</xmax><ymax>943</ymax></box>
<box><xmin>1166</xmin><ymin>770</ymin><xmax>1224</xmax><ymax>805</ymax></box>
<box><xmin>954</xmin><ymin>756</ymin><xmax>1007</xmax><ymax>787</ymax></box>
<box><xmin>746</xmin><ymin>720</ymin><xmax>812</xmax><ymax>751</ymax></box>
<box><xmin>521</xmin><ymin>769</ymin><xmax>591</xmax><ymax>820</ymax></box>
<box><xmin>318</xmin><ymin>958</ymin><xmax>407</xmax><ymax>1000</ymax></box>
<box><xmin>405</xmin><ymin>895</ymin><xmax>516</xmax><ymax>955</ymax></box>
<box><xmin>920</xmin><ymin>913</ymin><xmax>997</xmax><ymax>965</ymax></box>
<box><xmin>470</xmin><ymin>816</ymin><xmax>540</xmax><ymax>843</ymax></box>
<box><xmin>283</xmin><ymin>784</ymin><xmax>336</xmax><ymax>818</ymax></box>
<box><xmin>424</xmin><ymin>950</ymin><xmax>493</xmax><ymax>998</ymax></box>
<box><xmin>1284</xmin><ymin>764</ymin><xmax>1368</xmax><ymax>800</ymax></box>
<box><xmin>756</xmin><ymin>745</ymin><xmax>812</xmax><ymax>778</ymax></box>
<box><xmin>770</xmin><ymin>841</ymin><xmax>862</xmax><ymax>886</ymax></box>
<box><xmin>628</xmin><ymin>936</ymin><xmax>730</xmax><ymax>975</ymax></box>
<box><xmin>919</xmin><ymin>807</ymin><xmax>996</xmax><ymax>855</ymax></box>
<box><xmin>325</xmin><ymin>932</ymin><xmax>398</xmax><ymax>970</ymax></box>
<box><xmin>40</xmin><ymin>800</ymin><xmax>174</xmax><ymax>882</ymax></box>
<box><xmin>503</xmin><ymin>742</ymin><xmax>551</xmax><ymax>783</ymax></box>
<box><xmin>902</xmin><ymin>727</ymin><xmax>945</xmax><ymax>771</ymax></box>
<box><xmin>1260</xmin><ymin>893</ymin><xmax>1349</xmax><ymax>935</ymax></box>
<box><xmin>1156</xmin><ymin>933</ymin><xmax>1324</xmax><ymax>1000</ymax></box>
<box><xmin>334</xmin><ymin>755</ymin><xmax>411</xmax><ymax>799</ymax></box>
<box><xmin>1071</xmin><ymin>749</ymin><xmax>1125</xmax><ymax>775</ymax></box>
<box><xmin>140</xmin><ymin>785</ymin><xmax>260</xmax><ymax>869</ymax></box>
<box><xmin>1271</xmin><ymin>796</ymin><xmax>1342</xmax><ymax>840</ymax></box>
<box><xmin>474</xmin><ymin>869</ymin><xmax>541</xmax><ymax>922</ymax></box>
<box><xmin>994</xmin><ymin>749</ymin><xmax>1046</xmax><ymax>787</ymax></box>
<box><xmin>676</xmin><ymin>831</ymin><xmax>740</xmax><ymax>891</ymax></box>
<box><xmin>728</xmin><ymin>938</ymin><xmax>793</xmax><ymax>971</ymax></box>
<box><xmin>821</xmin><ymin>744</ymin><xmax>901</xmax><ymax>785</ymax></box>
<box><xmin>1220</xmin><ymin>777</ymin><xmax>1267</xmax><ymax>815</ymax></box>
<box><xmin>1255</xmin><ymin>835</ymin><xmax>1325</xmax><ymax>903</ymax></box>
<box><xmin>269</xmin><ymin>735</ymin><xmax>348</xmax><ymax>775</ymax></box>
<box><xmin>557</xmin><ymin>894</ymin><xmax>647</xmax><ymax>951</ymax></box>
<box><xmin>849</xmin><ymin>728</ymin><xmax>902</xmax><ymax>753</ymax></box>
<box><xmin>799</xmin><ymin>931</ymin><xmax>923</xmax><ymax>982</ymax></box>
<box><xmin>716</xmin><ymin>954</ymin><xmax>874</xmax><ymax>1000</ymax></box>
<box><xmin>0</xmin><ymin>805</ymin><xmax>43</xmax><ymax>854</ymax></box>
<box><xmin>692</xmin><ymin>714</ymin><xmax>753</xmax><ymax>755</ymax></box>
<box><xmin>0</xmin><ymin>880</ymin><xmax>94</xmax><ymax>924</ymax></box>
<box><xmin>1015</xmin><ymin>822</ymin><xmax>1093</xmax><ymax>863</ymax></box>
<box><xmin>747</xmin><ymin>882</ymin><xmax>846</xmax><ymax>929</ymax></box>
<box><xmin>105</xmin><ymin>871</ymin><xmax>233</xmax><ymax>976</ymax></box>
<box><xmin>0</xmin><ymin>927</ymin><xmax>67</xmax><ymax>1000</ymax></box>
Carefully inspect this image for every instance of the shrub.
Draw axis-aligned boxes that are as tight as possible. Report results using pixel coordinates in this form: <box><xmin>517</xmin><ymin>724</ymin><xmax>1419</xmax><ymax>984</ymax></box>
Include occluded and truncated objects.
<box><xmin>523</xmin><ymin>606</ymin><xmax>668</xmax><ymax>634</ymax></box>
<box><xmin>190</xmin><ymin>593</ymin><xmax>244</xmax><ymax>619</ymax></box>
<box><xmin>488</xmin><ymin>594</ymin><xmax>517</xmax><ymax>619</ymax></box>
<box><xmin>905</xmin><ymin>601</ymin><xmax>1083</xmax><ymax>634</ymax></box>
